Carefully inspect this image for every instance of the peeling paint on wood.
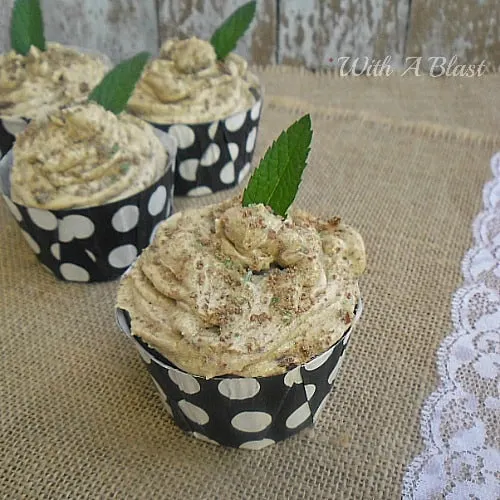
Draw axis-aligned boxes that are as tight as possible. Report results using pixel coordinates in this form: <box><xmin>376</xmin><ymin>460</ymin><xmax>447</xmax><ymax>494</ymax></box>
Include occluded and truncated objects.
<box><xmin>0</xmin><ymin>0</ymin><xmax>158</xmax><ymax>62</ymax></box>
<box><xmin>407</xmin><ymin>0</ymin><xmax>500</xmax><ymax>71</ymax></box>
<box><xmin>279</xmin><ymin>0</ymin><xmax>410</xmax><ymax>69</ymax></box>
<box><xmin>158</xmin><ymin>0</ymin><xmax>277</xmax><ymax>65</ymax></box>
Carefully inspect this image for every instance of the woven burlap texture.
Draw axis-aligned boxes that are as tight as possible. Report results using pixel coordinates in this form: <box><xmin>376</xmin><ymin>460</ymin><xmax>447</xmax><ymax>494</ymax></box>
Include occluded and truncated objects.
<box><xmin>1</xmin><ymin>69</ymin><xmax>500</xmax><ymax>499</ymax></box>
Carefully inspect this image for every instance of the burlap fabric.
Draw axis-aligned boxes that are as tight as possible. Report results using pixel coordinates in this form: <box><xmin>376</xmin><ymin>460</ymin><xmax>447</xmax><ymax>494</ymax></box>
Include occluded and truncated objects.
<box><xmin>1</xmin><ymin>68</ymin><xmax>499</xmax><ymax>499</ymax></box>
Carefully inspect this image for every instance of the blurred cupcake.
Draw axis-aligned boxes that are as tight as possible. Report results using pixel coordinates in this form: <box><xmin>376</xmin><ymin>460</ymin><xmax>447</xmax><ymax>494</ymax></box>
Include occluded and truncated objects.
<box><xmin>127</xmin><ymin>36</ymin><xmax>262</xmax><ymax>197</ymax></box>
<box><xmin>0</xmin><ymin>43</ymin><xmax>110</xmax><ymax>157</ymax></box>
<box><xmin>0</xmin><ymin>101</ymin><xmax>176</xmax><ymax>282</ymax></box>
<box><xmin>116</xmin><ymin>196</ymin><xmax>365</xmax><ymax>448</ymax></box>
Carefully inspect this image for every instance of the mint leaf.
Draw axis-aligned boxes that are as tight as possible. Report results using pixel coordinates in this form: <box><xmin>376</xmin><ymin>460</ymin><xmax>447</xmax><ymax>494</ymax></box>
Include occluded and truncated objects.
<box><xmin>10</xmin><ymin>0</ymin><xmax>46</xmax><ymax>55</ymax></box>
<box><xmin>242</xmin><ymin>114</ymin><xmax>312</xmax><ymax>217</ymax></box>
<box><xmin>210</xmin><ymin>1</ymin><xmax>256</xmax><ymax>60</ymax></box>
<box><xmin>88</xmin><ymin>52</ymin><xmax>150</xmax><ymax>115</ymax></box>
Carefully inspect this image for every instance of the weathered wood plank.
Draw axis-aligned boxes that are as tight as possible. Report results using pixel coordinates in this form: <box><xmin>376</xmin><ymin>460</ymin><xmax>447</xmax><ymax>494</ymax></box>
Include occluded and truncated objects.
<box><xmin>158</xmin><ymin>0</ymin><xmax>277</xmax><ymax>65</ymax></box>
<box><xmin>0</xmin><ymin>0</ymin><xmax>158</xmax><ymax>62</ymax></box>
<box><xmin>406</xmin><ymin>0</ymin><xmax>500</xmax><ymax>71</ymax></box>
<box><xmin>279</xmin><ymin>0</ymin><xmax>409</xmax><ymax>69</ymax></box>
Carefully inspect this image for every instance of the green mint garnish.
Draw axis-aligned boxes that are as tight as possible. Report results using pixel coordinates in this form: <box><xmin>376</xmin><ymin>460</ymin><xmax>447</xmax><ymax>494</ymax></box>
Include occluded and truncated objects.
<box><xmin>210</xmin><ymin>1</ymin><xmax>256</xmax><ymax>60</ymax></box>
<box><xmin>242</xmin><ymin>114</ymin><xmax>312</xmax><ymax>217</ymax></box>
<box><xmin>88</xmin><ymin>51</ymin><xmax>150</xmax><ymax>115</ymax></box>
<box><xmin>119</xmin><ymin>163</ymin><xmax>130</xmax><ymax>174</ymax></box>
<box><xmin>10</xmin><ymin>0</ymin><xmax>46</xmax><ymax>55</ymax></box>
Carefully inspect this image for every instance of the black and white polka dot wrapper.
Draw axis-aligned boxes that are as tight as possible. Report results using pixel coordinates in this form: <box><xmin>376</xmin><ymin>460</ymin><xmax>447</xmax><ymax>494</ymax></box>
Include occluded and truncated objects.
<box><xmin>149</xmin><ymin>92</ymin><xmax>262</xmax><ymax>197</ymax></box>
<box><xmin>116</xmin><ymin>300</ymin><xmax>362</xmax><ymax>450</ymax></box>
<box><xmin>0</xmin><ymin>133</ymin><xmax>177</xmax><ymax>283</ymax></box>
<box><xmin>0</xmin><ymin>116</ymin><xmax>29</xmax><ymax>159</ymax></box>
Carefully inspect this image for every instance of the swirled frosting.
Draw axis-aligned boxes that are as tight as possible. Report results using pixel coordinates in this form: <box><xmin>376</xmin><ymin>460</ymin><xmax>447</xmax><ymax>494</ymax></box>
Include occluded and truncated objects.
<box><xmin>10</xmin><ymin>102</ymin><xmax>168</xmax><ymax>209</ymax></box>
<box><xmin>127</xmin><ymin>37</ymin><xmax>259</xmax><ymax>124</ymax></box>
<box><xmin>117</xmin><ymin>197</ymin><xmax>366</xmax><ymax>378</ymax></box>
<box><xmin>0</xmin><ymin>43</ymin><xmax>108</xmax><ymax>119</ymax></box>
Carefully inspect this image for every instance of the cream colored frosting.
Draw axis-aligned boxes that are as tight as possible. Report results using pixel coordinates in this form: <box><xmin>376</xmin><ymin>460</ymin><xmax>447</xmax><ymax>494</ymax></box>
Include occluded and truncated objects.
<box><xmin>0</xmin><ymin>43</ymin><xmax>108</xmax><ymax>119</ymax></box>
<box><xmin>117</xmin><ymin>197</ymin><xmax>366</xmax><ymax>379</ymax></box>
<box><xmin>10</xmin><ymin>102</ymin><xmax>168</xmax><ymax>209</ymax></box>
<box><xmin>128</xmin><ymin>37</ymin><xmax>259</xmax><ymax>124</ymax></box>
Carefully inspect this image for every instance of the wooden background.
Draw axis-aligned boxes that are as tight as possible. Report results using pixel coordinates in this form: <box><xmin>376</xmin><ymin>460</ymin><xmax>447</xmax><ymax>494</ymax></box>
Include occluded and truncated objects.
<box><xmin>1</xmin><ymin>0</ymin><xmax>499</xmax><ymax>70</ymax></box>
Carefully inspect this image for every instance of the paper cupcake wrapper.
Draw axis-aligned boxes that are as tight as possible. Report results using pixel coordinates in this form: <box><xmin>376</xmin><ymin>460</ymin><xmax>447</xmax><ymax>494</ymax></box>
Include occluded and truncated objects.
<box><xmin>0</xmin><ymin>46</ymin><xmax>112</xmax><ymax>158</ymax></box>
<box><xmin>116</xmin><ymin>299</ymin><xmax>363</xmax><ymax>450</ymax></box>
<box><xmin>149</xmin><ymin>93</ymin><xmax>262</xmax><ymax>197</ymax></box>
<box><xmin>0</xmin><ymin>132</ymin><xmax>177</xmax><ymax>283</ymax></box>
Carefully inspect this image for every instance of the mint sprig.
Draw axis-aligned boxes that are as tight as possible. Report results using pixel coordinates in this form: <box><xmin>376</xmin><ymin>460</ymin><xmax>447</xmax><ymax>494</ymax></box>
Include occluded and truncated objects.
<box><xmin>210</xmin><ymin>1</ymin><xmax>256</xmax><ymax>61</ymax></box>
<box><xmin>88</xmin><ymin>52</ymin><xmax>150</xmax><ymax>115</ymax></box>
<box><xmin>10</xmin><ymin>0</ymin><xmax>46</xmax><ymax>55</ymax></box>
<box><xmin>242</xmin><ymin>114</ymin><xmax>313</xmax><ymax>217</ymax></box>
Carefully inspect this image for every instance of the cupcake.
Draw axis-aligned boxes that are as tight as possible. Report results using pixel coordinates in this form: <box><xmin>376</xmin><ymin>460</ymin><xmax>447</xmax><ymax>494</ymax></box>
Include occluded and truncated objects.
<box><xmin>127</xmin><ymin>3</ymin><xmax>261</xmax><ymax>197</ymax></box>
<box><xmin>0</xmin><ymin>53</ymin><xmax>177</xmax><ymax>283</ymax></box>
<box><xmin>116</xmin><ymin>115</ymin><xmax>366</xmax><ymax>449</ymax></box>
<box><xmin>0</xmin><ymin>43</ymin><xmax>110</xmax><ymax>157</ymax></box>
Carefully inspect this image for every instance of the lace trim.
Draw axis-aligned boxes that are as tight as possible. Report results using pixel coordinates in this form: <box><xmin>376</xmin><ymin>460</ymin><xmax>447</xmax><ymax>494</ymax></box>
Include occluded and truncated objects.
<box><xmin>402</xmin><ymin>153</ymin><xmax>500</xmax><ymax>499</ymax></box>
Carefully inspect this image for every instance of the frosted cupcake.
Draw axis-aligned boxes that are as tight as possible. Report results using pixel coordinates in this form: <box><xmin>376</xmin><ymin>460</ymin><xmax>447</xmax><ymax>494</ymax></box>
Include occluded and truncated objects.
<box><xmin>116</xmin><ymin>115</ymin><xmax>366</xmax><ymax>449</ymax></box>
<box><xmin>0</xmin><ymin>43</ymin><xmax>109</xmax><ymax>156</ymax></box>
<box><xmin>128</xmin><ymin>2</ymin><xmax>262</xmax><ymax>196</ymax></box>
<box><xmin>0</xmin><ymin>54</ymin><xmax>177</xmax><ymax>283</ymax></box>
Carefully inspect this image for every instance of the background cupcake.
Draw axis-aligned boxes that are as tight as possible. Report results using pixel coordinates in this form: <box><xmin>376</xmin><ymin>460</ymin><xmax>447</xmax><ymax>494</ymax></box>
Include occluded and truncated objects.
<box><xmin>127</xmin><ymin>1</ymin><xmax>262</xmax><ymax>197</ymax></box>
<box><xmin>0</xmin><ymin>0</ymin><xmax>110</xmax><ymax>157</ymax></box>
<box><xmin>0</xmin><ymin>53</ymin><xmax>177</xmax><ymax>283</ymax></box>
<box><xmin>116</xmin><ymin>115</ymin><xmax>367</xmax><ymax>448</ymax></box>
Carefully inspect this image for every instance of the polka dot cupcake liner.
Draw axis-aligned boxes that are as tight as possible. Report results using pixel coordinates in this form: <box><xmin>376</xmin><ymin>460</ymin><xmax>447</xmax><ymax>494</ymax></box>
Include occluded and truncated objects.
<box><xmin>0</xmin><ymin>133</ymin><xmax>177</xmax><ymax>283</ymax></box>
<box><xmin>148</xmin><ymin>91</ymin><xmax>262</xmax><ymax>197</ymax></box>
<box><xmin>115</xmin><ymin>299</ymin><xmax>363</xmax><ymax>450</ymax></box>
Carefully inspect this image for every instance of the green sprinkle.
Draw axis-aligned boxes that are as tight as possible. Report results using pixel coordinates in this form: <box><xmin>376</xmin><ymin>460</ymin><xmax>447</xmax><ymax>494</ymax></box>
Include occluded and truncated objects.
<box><xmin>243</xmin><ymin>270</ymin><xmax>252</xmax><ymax>283</ymax></box>
<box><xmin>119</xmin><ymin>163</ymin><xmax>130</xmax><ymax>174</ymax></box>
<box><xmin>282</xmin><ymin>311</ymin><xmax>293</xmax><ymax>324</ymax></box>
<box><xmin>223</xmin><ymin>258</ymin><xmax>232</xmax><ymax>268</ymax></box>
<box><xmin>110</xmin><ymin>143</ymin><xmax>119</xmax><ymax>155</ymax></box>
<box><xmin>271</xmin><ymin>296</ymin><xmax>280</xmax><ymax>305</ymax></box>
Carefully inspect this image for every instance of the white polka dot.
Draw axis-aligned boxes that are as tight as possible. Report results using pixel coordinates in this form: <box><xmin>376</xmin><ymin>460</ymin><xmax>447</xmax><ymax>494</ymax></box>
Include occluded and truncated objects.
<box><xmin>284</xmin><ymin>366</ymin><xmax>303</xmax><ymax>387</ymax></box>
<box><xmin>192</xmin><ymin>432</ymin><xmax>219</xmax><ymax>445</ymax></box>
<box><xmin>85</xmin><ymin>249</ymin><xmax>96</xmax><ymax>262</ymax></box>
<box><xmin>148</xmin><ymin>186</ymin><xmax>167</xmax><ymax>216</ymax></box>
<box><xmin>228</xmin><ymin>143</ymin><xmax>239</xmax><ymax>161</ymax></box>
<box><xmin>178</xmin><ymin>158</ymin><xmax>199</xmax><ymax>182</ymax></box>
<box><xmin>187</xmin><ymin>186</ymin><xmax>213</xmax><ymax>197</ymax></box>
<box><xmin>3</xmin><ymin>195</ymin><xmax>22</xmax><ymax>221</ymax></box>
<box><xmin>136</xmin><ymin>343</ymin><xmax>152</xmax><ymax>364</ymax></box>
<box><xmin>21</xmin><ymin>230</ymin><xmax>40</xmax><ymax>254</ymax></box>
<box><xmin>239</xmin><ymin>439</ymin><xmax>275</xmax><ymax>450</ymax></box>
<box><xmin>108</xmin><ymin>244</ymin><xmax>138</xmax><ymax>269</ymax></box>
<box><xmin>168</xmin><ymin>124</ymin><xmax>195</xmax><ymax>149</ymax></box>
<box><xmin>200</xmin><ymin>143</ymin><xmax>220</xmax><ymax>167</ymax></box>
<box><xmin>178</xmin><ymin>400</ymin><xmax>209</xmax><ymax>425</ymax></box>
<box><xmin>59</xmin><ymin>263</ymin><xmax>90</xmax><ymax>282</ymax></box>
<box><xmin>50</xmin><ymin>243</ymin><xmax>60</xmax><ymax>260</ymax></box>
<box><xmin>313</xmin><ymin>394</ymin><xmax>331</xmax><ymax>423</ymax></box>
<box><xmin>59</xmin><ymin>215</ymin><xmax>95</xmax><ymax>242</ymax></box>
<box><xmin>219</xmin><ymin>162</ymin><xmax>235</xmax><ymax>184</ymax></box>
<box><xmin>231</xmin><ymin>411</ymin><xmax>272</xmax><ymax>433</ymax></box>
<box><xmin>286</xmin><ymin>402</ymin><xmax>311</xmax><ymax>429</ymax></box>
<box><xmin>328</xmin><ymin>356</ymin><xmax>344</xmax><ymax>384</ymax></box>
<box><xmin>246</xmin><ymin>127</ymin><xmax>257</xmax><ymax>153</ymax></box>
<box><xmin>305</xmin><ymin>384</ymin><xmax>316</xmax><ymax>400</ymax></box>
<box><xmin>343</xmin><ymin>330</ymin><xmax>352</xmax><ymax>346</ymax></box>
<box><xmin>251</xmin><ymin>100</ymin><xmax>262</xmax><ymax>121</ymax></box>
<box><xmin>27</xmin><ymin>208</ymin><xmax>57</xmax><ymax>230</ymax></box>
<box><xmin>225</xmin><ymin>111</ymin><xmax>246</xmax><ymax>132</ymax></box>
<box><xmin>111</xmin><ymin>205</ymin><xmax>139</xmax><ymax>233</ymax></box>
<box><xmin>168</xmin><ymin>369</ymin><xmax>201</xmax><ymax>395</ymax></box>
<box><xmin>208</xmin><ymin>121</ymin><xmax>218</xmax><ymax>139</ymax></box>
<box><xmin>218</xmin><ymin>378</ymin><xmax>260</xmax><ymax>400</ymax></box>
<box><xmin>149</xmin><ymin>221</ymin><xmax>162</xmax><ymax>244</ymax></box>
<box><xmin>3</xmin><ymin>117</ymin><xmax>27</xmax><ymax>136</ymax></box>
<box><xmin>238</xmin><ymin>162</ymin><xmax>251</xmax><ymax>184</ymax></box>
<box><xmin>304</xmin><ymin>345</ymin><xmax>334</xmax><ymax>371</ymax></box>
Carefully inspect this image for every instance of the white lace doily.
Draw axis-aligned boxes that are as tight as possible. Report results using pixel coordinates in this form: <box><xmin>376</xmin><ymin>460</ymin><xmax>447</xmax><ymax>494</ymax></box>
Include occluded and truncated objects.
<box><xmin>403</xmin><ymin>153</ymin><xmax>500</xmax><ymax>499</ymax></box>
